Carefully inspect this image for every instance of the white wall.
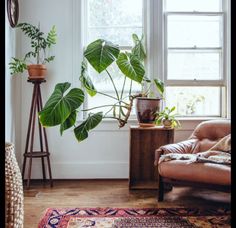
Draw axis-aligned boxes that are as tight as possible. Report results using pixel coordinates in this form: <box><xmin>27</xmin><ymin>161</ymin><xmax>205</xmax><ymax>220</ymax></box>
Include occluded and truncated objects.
<box><xmin>14</xmin><ymin>0</ymin><xmax>226</xmax><ymax>179</ymax></box>
<box><xmin>5</xmin><ymin>0</ymin><xmax>22</xmax><ymax>163</ymax></box>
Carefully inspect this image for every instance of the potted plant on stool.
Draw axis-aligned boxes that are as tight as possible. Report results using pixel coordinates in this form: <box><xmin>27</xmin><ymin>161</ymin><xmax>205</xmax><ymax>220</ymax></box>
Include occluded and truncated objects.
<box><xmin>135</xmin><ymin>78</ymin><xmax>164</xmax><ymax>127</ymax></box>
<box><xmin>131</xmin><ymin>34</ymin><xmax>165</xmax><ymax>127</ymax></box>
<box><xmin>38</xmin><ymin>33</ymin><xmax>165</xmax><ymax>142</ymax></box>
<box><xmin>9</xmin><ymin>22</ymin><xmax>57</xmax><ymax>80</ymax></box>
<box><xmin>155</xmin><ymin>106</ymin><xmax>181</xmax><ymax>129</ymax></box>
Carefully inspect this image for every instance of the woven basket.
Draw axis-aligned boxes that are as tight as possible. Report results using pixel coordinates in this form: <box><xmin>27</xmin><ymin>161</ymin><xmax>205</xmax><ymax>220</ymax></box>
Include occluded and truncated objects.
<box><xmin>5</xmin><ymin>142</ymin><xmax>24</xmax><ymax>228</ymax></box>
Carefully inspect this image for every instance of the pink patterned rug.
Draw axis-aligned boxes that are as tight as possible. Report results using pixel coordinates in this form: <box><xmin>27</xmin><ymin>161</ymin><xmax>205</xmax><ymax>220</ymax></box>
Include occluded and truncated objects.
<box><xmin>38</xmin><ymin>207</ymin><xmax>230</xmax><ymax>227</ymax></box>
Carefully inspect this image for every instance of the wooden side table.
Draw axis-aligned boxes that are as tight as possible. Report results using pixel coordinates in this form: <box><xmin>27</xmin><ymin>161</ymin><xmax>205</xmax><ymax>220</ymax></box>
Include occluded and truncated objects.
<box><xmin>129</xmin><ymin>126</ymin><xmax>174</xmax><ymax>190</ymax></box>
<box><xmin>22</xmin><ymin>79</ymin><xmax>53</xmax><ymax>189</ymax></box>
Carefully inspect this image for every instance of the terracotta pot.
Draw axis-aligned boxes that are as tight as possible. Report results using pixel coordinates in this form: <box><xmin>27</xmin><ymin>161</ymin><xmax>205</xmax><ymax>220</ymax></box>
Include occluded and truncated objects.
<box><xmin>135</xmin><ymin>97</ymin><xmax>162</xmax><ymax>127</ymax></box>
<box><xmin>27</xmin><ymin>64</ymin><xmax>47</xmax><ymax>79</ymax></box>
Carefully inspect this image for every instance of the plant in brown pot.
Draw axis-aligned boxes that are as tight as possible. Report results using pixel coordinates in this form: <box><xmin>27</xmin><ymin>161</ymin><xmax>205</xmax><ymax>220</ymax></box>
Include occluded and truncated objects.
<box><xmin>135</xmin><ymin>78</ymin><xmax>164</xmax><ymax>127</ymax></box>
<box><xmin>38</xmin><ymin>34</ymin><xmax>164</xmax><ymax>143</ymax></box>
<box><xmin>9</xmin><ymin>22</ymin><xmax>57</xmax><ymax>80</ymax></box>
<box><xmin>132</xmin><ymin>33</ymin><xmax>164</xmax><ymax>127</ymax></box>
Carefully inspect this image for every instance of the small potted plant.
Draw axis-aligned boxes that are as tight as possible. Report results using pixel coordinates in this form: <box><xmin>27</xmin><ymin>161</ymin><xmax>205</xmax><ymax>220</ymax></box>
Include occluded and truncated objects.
<box><xmin>9</xmin><ymin>22</ymin><xmax>57</xmax><ymax>80</ymax></box>
<box><xmin>155</xmin><ymin>106</ymin><xmax>181</xmax><ymax>129</ymax></box>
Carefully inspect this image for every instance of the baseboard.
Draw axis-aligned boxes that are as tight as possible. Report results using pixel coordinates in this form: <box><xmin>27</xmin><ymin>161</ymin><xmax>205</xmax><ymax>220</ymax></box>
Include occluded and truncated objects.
<box><xmin>22</xmin><ymin>161</ymin><xmax>129</xmax><ymax>179</ymax></box>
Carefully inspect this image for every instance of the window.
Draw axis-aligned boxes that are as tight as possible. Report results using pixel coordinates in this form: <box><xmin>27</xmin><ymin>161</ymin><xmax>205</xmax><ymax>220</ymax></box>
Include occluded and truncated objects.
<box><xmin>84</xmin><ymin>0</ymin><xmax>143</xmax><ymax>116</ymax></box>
<box><xmin>164</xmin><ymin>0</ymin><xmax>226</xmax><ymax>117</ymax></box>
<box><xmin>82</xmin><ymin>0</ymin><xmax>230</xmax><ymax>118</ymax></box>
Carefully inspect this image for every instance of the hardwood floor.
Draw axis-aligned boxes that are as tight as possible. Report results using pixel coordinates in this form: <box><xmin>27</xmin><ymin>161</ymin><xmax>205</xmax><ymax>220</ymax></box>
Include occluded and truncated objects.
<box><xmin>24</xmin><ymin>180</ymin><xmax>230</xmax><ymax>228</ymax></box>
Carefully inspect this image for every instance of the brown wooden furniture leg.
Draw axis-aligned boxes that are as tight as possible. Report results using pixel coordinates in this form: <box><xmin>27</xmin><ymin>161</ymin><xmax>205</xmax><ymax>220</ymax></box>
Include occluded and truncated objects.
<box><xmin>22</xmin><ymin>79</ymin><xmax>53</xmax><ymax>189</ymax></box>
<box><xmin>158</xmin><ymin>175</ymin><xmax>164</xmax><ymax>202</ymax></box>
<box><xmin>26</xmin><ymin>82</ymin><xmax>39</xmax><ymax>189</ymax></box>
<box><xmin>38</xmin><ymin>85</ymin><xmax>53</xmax><ymax>187</ymax></box>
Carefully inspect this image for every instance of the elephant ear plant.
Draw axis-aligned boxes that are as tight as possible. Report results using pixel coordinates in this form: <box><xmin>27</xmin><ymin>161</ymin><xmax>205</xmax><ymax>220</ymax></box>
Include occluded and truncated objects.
<box><xmin>39</xmin><ymin>34</ymin><xmax>164</xmax><ymax>142</ymax></box>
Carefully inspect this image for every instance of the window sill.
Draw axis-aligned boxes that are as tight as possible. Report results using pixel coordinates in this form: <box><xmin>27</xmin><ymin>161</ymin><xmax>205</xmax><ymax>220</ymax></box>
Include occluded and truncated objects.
<box><xmin>87</xmin><ymin>116</ymin><xmax>227</xmax><ymax>122</ymax></box>
<box><xmin>176</xmin><ymin>116</ymin><xmax>228</xmax><ymax>121</ymax></box>
<box><xmin>87</xmin><ymin>116</ymin><xmax>229</xmax><ymax>132</ymax></box>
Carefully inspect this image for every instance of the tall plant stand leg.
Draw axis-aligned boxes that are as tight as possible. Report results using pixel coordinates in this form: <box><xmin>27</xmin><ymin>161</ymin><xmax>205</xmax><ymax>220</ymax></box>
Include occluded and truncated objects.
<box><xmin>22</xmin><ymin>79</ymin><xmax>53</xmax><ymax>189</ymax></box>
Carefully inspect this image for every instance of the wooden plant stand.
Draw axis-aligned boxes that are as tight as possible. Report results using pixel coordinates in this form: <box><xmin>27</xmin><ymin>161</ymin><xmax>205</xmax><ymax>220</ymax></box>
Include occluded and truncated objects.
<box><xmin>22</xmin><ymin>79</ymin><xmax>53</xmax><ymax>189</ymax></box>
<box><xmin>129</xmin><ymin>126</ymin><xmax>174</xmax><ymax>190</ymax></box>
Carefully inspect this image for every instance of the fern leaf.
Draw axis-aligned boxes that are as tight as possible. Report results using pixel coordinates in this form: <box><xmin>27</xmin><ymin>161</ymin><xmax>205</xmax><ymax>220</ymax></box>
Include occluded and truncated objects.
<box><xmin>47</xmin><ymin>25</ymin><xmax>57</xmax><ymax>47</ymax></box>
<box><xmin>44</xmin><ymin>56</ymin><xmax>55</xmax><ymax>63</ymax></box>
<box><xmin>9</xmin><ymin>58</ymin><xmax>27</xmax><ymax>75</ymax></box>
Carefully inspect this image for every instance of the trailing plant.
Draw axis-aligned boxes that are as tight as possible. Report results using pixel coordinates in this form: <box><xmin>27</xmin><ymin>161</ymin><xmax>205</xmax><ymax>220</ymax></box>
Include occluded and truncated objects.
<box><xmin>9</xmin><ymin>22</ymin><xmax>57</xmax><ymax>75</ymax></box>
<box><xmin>39</xmin><ymin>34</ymin><xmax>164</xmax><ymax>142</ymax></box>
<box><xmin>155</xmin><ymin>106</ymin><xmax>181</xmax><ymax>129</ymax></box>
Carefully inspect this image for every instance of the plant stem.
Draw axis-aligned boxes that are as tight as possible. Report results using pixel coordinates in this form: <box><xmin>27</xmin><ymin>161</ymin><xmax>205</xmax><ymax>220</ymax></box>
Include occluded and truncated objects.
<box><xmin>43</xmin><ymin>49</ymin><xmax>46</xmax><ymax>64</ymax></box>
<box><xmin>143</xmin><ymin>82</ymin><xmax>152</xmax><ymax>96</ymax></box>
<box><xmin>106</xmin><ymin>69</ymin><xmax>119</xmax><ymax>100</ymax></box>
<box><xmin>37</xmin><ymin>23</ymin><xmax>40</xmax><ymax>64</ymax></box>
<box><xmin>96</xmin><ymin>91</ymin><xmax>118</xmax><ymax>101</ymax></box>
<box><xmin>96</xmin><ymin>91</ymin><xmax>129</xmax><ymax>105</ymax></box>
<box><xmin>120</xmin><ymin>76</ymin><xmax>126</xmax><ymax>100</ymax></box>
<box><xmin>103</xmin><ymin>99</ymin><xmax>129</xmax><ymax>117</ymax></box>
<box><xmin>104</xmin><ymin>106</ymin><xmax>116</xmax><ymax>117</ymax></box>
<box><xmin>82</xmin><ymin>104</ymin><xmax>127</xmax><ymax>112</ymax></box>
<box><xmin>129</xmin><ymin>79</ymin><xmax>133</xmax><ymax>96</ymax></box>
<box><xmin>119</xmin><ymin>76</ymin><xmax>127</xmax><ymax>119</ymax></box>
<box><xmin>118</xmin><ymin>93</ymin><xmax>143</xmax><ymax>128</ymax></box>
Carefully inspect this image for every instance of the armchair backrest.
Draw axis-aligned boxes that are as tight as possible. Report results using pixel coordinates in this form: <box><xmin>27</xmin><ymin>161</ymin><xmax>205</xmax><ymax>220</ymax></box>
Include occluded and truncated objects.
<box><xmin>189</xmin><ymin>119</ymin><xmax>231</xmax><ymax>153</ymax></box>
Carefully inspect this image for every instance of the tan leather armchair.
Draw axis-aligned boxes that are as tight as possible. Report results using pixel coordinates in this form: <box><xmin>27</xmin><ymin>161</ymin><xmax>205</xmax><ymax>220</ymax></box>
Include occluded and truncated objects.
<box><xmin>154</xmin><ymin>119</ymin><xmax>231</xmax><ymax>201</ymax></box>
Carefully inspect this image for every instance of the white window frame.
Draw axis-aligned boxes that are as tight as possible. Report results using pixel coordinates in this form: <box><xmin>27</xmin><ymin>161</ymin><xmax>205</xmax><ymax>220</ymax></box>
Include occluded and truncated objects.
<box><xmin>78</xmin><ymin>0</ymin><xmax>230</xmax><ymax>120</ymax></box>
<box><xmin>81</xmin><ymin>0</ymin><xmax>145</xmax><ymax>119</ymax></box>
<box><xmin>162</xmin><ymin>0</ymin><xmax>229</xmax><ymax>118</ymax></box>
<box><xmin>164</xmin><ymin>12</ymin><xmax>225</xmax><ymax>86</ymax></box>
<box><xmin>83</xmin><ymin>0</ymin><xmax>144</xmax><ymax>56</ymax></box>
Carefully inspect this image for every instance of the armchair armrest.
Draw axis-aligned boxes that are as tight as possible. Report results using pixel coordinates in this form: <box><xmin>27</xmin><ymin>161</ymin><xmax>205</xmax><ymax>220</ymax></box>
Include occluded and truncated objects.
<box><xmin>154</xmin><ymin>148</ymin><xmax>164</xmax><ymax>166</ymax></box>
<box><xmin>154</xmin><ymin>139</ymin><xmax>198</xmax><ymax>166</ymax></box>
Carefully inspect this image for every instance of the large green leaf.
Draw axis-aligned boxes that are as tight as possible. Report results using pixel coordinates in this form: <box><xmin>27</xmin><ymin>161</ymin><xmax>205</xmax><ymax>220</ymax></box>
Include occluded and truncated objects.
<box><xmin>116</xmin><ymin>53</ymin><xmax>145</xmax><ymax>83</ymax></box>
<box><xmin>39</xmin><ymin>82</ymin><xmax>84</xmax><ymax>127</ymax></box>
<box><xmin>131</xmin><ymin>34</ymin><xmax>146</xmax><ymax>61</ymax></box>
<box><xmin>60</xmin><ymin>110</ymin><xmax>77</xmax><ymax>135</ymax></box>
<box><xmin>154</xmin><ymin>79</ymin><xmax>165</xmax><ymax>97</ymax></box>
<box><xmin>80</xmin><ymin>60</ymin><xmax>97</xmax><ymax>97</ymax></box>
<box><xmin>84</xmin><ymin>39</ymin><xmax>120</xmax><ymax>73</ymax></box>
<box><xmin>74</xmin><ymin>112</ymin><xmax>103</xmax><ymax>142</ymax></box>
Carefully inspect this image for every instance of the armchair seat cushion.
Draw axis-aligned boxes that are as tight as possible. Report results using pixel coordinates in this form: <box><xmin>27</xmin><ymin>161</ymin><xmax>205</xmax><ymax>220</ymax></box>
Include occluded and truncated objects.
<box><xmin>158</xmin><ymin>160</ymin><xmax>230</xmax><ymax>185</ymax></box>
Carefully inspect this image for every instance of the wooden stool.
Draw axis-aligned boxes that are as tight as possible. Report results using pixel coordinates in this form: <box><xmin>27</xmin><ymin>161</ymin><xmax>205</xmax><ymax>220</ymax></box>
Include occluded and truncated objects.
<box><xmin>22</xmin><ymin>79</ymin><xmax>53</xmax><ymax>189</ymax></box>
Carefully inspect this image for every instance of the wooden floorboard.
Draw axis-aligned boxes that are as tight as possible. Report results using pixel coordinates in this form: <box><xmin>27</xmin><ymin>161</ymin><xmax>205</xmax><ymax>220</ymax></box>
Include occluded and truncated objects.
<box><xmin>23</xmin><ymin>180</ymin><xmax>230</xmax><ymax>228</ymax></box>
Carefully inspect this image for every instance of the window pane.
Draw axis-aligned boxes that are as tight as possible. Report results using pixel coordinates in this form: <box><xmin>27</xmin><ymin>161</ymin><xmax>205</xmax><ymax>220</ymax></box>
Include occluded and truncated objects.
<box><xmin>88</xmin><ymin>27</ymin><xmax>142</xmax><ymax>46</ymax></box>
<box><xmin>86</xmin><ymin>62</ymin><xmax>142</xmax><ymax>116</ymax></box>
<box><xmin>88</xmin><ymin>0</ymin><xmax>143</xmax><ymax>45</ymax></box>
<box><xmin>167</xmin><ymin>51</ymin><xmax>221</xmax><ymax>80</ymax></box>
<box><xmin>166</xmin><ymin>0</ymin><xmax>221</xmax><ymax>12</ymax></box>
<box><xmin>167</xmin><ymin>15</ymin><xmax>222</xmax><ymax>48</ymax></box>
<box><xmin>86</xmin><ymin>0</ymin><xmax>143</xmax><ymax>116</ymax></box>
<box><xmin>165</xmin><ymin>87</ymin><xmax>221</xmax><ymax>116</ymax></box>
<box><xmin>88</xmin><ymin>62</ymin><xmax>142</xmax><ymax>92</ymax></box>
